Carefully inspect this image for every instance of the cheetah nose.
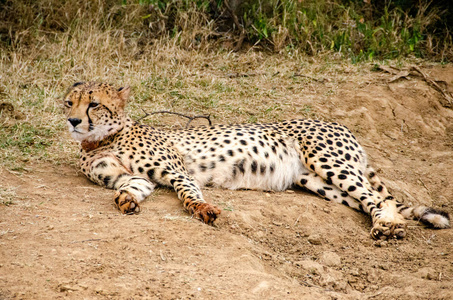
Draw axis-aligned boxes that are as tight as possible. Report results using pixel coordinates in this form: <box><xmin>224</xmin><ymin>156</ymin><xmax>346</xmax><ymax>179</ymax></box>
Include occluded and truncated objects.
<box><xmin>68</xmin><ymin>118</ymin><xmax>82</xmax><ymax>127</ymax></box>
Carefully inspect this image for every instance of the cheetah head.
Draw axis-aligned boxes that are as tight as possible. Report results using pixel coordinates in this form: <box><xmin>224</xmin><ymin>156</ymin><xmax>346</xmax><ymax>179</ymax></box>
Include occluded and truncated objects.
<box><xmin>63</xmin><ymin>82</ymin><xmax>129</xmax><ymax>142</ymax></box>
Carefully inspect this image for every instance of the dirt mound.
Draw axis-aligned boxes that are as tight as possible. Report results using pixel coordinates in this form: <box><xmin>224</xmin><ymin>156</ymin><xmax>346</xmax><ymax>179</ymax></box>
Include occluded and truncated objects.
<box><xmin>1</xmin><ymin>65</ymin><xmax>452</xmax><ymax>299</ymax></box>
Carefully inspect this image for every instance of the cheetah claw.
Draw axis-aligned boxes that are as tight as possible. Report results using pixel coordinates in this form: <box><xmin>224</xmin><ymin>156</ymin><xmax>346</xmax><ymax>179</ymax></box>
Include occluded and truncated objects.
<box><xmin>193</xmin><ymin>203</ymin><xmax>221</xmax><ymax>225</ymax></box>
<box><xmin>114</xmin><ymin>191</ymin><xmax>141</xmax><ymax>215</ymax></box>
<box><xmin>370</xmin><ymin>221</ymin><xmax>407</xmax><ymax>240</ymax></box>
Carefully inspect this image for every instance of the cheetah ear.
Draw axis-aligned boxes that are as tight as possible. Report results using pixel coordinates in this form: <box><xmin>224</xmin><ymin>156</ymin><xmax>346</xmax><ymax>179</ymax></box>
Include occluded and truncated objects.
<box><xmin>117</xmin><ymin>86</ymin><xmax>130</xmax><ymax>106</ymax></box>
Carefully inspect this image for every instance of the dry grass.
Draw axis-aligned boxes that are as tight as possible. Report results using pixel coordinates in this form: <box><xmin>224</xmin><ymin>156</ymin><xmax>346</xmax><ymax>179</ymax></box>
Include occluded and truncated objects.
<box><xmin>0</xmin><ymin>31</ymin><xmax>365</xmax><ymax>170</ymax></box>
<box><xmin>0</xmin><ymin>0</ymin><xmax>426</xmax><ymax>170</ymax></box>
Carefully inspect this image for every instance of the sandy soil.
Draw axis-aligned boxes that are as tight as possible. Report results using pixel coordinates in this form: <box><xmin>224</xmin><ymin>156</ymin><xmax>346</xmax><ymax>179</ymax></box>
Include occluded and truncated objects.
<box><xmin>1</xmin><ymin>65</ymin><xmax>453</xmax><ymax>299</ymax></box>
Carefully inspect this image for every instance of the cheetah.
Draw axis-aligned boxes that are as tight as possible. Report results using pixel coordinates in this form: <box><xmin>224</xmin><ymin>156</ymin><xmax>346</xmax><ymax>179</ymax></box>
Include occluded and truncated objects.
<box><xmin>63</xmin><ymin>82</ymin><xmax>450</xmax><ymax>239</ymax></box>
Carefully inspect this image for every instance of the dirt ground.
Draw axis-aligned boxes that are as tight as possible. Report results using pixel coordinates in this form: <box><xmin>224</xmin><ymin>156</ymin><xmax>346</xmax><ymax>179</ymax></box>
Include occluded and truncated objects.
<box><xmin>1</xmin><ymin>65</ymin><xmax>453</xmax><ymax>299</ymax></box>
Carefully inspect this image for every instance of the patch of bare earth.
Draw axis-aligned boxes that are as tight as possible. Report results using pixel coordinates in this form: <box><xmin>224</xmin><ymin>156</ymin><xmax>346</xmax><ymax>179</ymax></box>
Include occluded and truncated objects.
<box><xmin>1</xmin><ymin>66</ymin><xmax>453</xmax><ymax>299</ymax></box>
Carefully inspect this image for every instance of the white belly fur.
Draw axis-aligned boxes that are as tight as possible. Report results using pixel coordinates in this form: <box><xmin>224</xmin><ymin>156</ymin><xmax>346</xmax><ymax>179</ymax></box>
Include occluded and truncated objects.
<box><xmin>184</xmin><ymin>138</ymin><xmax>307</xmax><ymax>191</ymax></box>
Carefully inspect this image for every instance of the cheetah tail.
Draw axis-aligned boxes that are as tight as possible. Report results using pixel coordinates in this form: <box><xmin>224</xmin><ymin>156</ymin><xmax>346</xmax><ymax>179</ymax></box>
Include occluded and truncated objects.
<box><xmin>399</xmin><ymin>205</ymin><xmax>450</xmax><ymax>229</ymax></box>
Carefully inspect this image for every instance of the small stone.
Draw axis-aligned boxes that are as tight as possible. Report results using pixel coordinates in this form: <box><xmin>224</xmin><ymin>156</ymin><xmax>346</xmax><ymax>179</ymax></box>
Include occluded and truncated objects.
<box><xmin>320</xmin><ymin>251</ymin><xmax>341</xmax><ymax>267</ymax></box>
<box><xmin>374</xmin><ymin>240</ymin><xmax>388</xmax><ymax>247</ymax></box>
<box><xmin>417</xmin><ymin>267</ymin><xmax>438</xmax><ymax>280</ymax></box>
<box><xmin>307</xmin><ymin>234</ymin><xmax>322</xmax><ymax>245</ymax></box>
<box><xmin>59</xmin><ymin>285</ymin><xmax>79</xmax><ymax>292</ymax></box>
<box><xmin>294</xmin><ymin>260</ymin><xmax>324</xmax><ymax>275</ymax></box>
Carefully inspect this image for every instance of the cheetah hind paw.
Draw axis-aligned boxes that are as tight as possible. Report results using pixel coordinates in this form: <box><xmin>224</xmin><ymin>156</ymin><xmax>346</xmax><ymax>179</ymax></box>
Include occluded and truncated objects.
<box><xmin>370</xmin><ymin>220</ymin><xmax>407</xmax><ymax>240</ymax></box>
<box><xmin>193</xmin><ymin>203</ymin><xmax>221</xmax><ymax>225</ymax></box>
<box><xmin>114</xmin><ymin>191</ymin><xmax>141</xmax><ymax>215</ymax></box>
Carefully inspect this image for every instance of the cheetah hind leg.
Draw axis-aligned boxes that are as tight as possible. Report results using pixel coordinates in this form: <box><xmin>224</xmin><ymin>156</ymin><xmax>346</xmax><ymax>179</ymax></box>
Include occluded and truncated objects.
<box><xmin>365</xmin><ymin>167</ymin><xmax>450</xmax><ymax>230</ymax></box>
<box><xmin>365</xmin><ymin>166</ymin><xmax>391</xmax><ymax>198</ymax></box>
<box><xmin>363</xmin><ymin>167</ymin><xmax>407</xmax><ymax>239</ymax></box>
<box><xmin>296</xmin><ymin>171</ymin><xmax>407</xmax><ymax>239</ymax></box>
<box><xmin>295</xmin><ymin>172</ymin><xmax>364</xmax><ymax>211</ymax></box>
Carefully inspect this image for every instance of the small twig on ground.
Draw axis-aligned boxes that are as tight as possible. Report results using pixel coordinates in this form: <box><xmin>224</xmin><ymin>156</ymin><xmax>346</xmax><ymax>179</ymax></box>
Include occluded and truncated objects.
<box><xmin>375</xmin><ymin>64</ymin><xmax>453</xmax><ymax>108</ymax></box>
<box><xmin>410</xmin><ymin>66</ymin><xmax>453</xmax><ymax>108</ymax></box>
<box><xmin>293</xmin><ymin>215</ymin><xmax>301</xmax><ymax>227</ymax></box>
<box><xmin>71</xmin><ymin>238</ymin><xmax>101</xmax><ymax>244</ymax></box>
<box><xmin>293</xmin><ymin>73</ymin><xmax>326</xmax><ymax>83</ymax></box>
<box><xmin>388</xmin><ymin>71</ymin><xmax>410</xmax><ymax>82</ymax></box>
<box><xmin>375</xmin><ymin>65</ymin><xmax>401</xmax><ymax>75</ymax></box>
<box><xmin>135</xmin><ymin>109</ymin><xmax>212</xmax><ymax>129</ymax></box>
<box><xmin>227</xmin><ymin>72</ymin><xmax>258</xmax><ymax>78</ymax></box>
<box><xmin>418</xmin><ymin>178</ymin><xmax>431</xmax><ymax>195</ymax></box>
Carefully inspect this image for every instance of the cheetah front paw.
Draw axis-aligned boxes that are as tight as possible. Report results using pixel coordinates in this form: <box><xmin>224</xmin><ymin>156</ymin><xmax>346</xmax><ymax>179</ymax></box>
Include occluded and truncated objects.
<box><xmin>193</xmin><ymin>203</ymin><xmax>221</xmax><ymax>225</ymax></box>
<box><xmin>114</xmin><ymin>191</ymin><xmax>141</xmax><ymax>215</ymax></box>
<box><xmin>370</xmin><ymin>220</ymin><xmax>407</xmax><ymax>240</ymax></box>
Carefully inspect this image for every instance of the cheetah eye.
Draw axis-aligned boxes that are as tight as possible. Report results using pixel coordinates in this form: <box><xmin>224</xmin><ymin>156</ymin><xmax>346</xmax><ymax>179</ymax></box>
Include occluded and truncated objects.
<box><xmin>65</xmin><ymin>101</ymin><xmax>73</xmax><ymax>107</ymax></box>
<box><xmin>89</xmin><ymin>102</ymin><xmax>99</xmax><ymax>108</ymax></box>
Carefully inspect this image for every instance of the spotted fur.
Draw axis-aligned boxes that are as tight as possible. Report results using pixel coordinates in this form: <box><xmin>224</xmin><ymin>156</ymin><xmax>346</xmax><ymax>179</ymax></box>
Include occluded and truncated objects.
<box><xmin>64</xmin><ymin>82</ymin><xmax>450</xmax><ymax>239</ymax></box>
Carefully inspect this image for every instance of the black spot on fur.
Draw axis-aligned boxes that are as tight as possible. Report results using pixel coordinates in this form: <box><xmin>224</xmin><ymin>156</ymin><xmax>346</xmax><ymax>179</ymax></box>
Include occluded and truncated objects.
<box><xmin>348</xmin><ymin>186</ymin><xmax>357</xmax><ymax>192</ymax></box>
<box><xmin>95</xmin><ymin>161</ymin><xmax>108</xmax><ymax>169</ymax></box>
<box><xmin>341</xmin><ymin>200</ymin><xmax>350</xmax><ymax>207</ymax></box>
<box><xmin>237</xmin><ymin>159</ymin><xmax>245</xmax><ymax>173</ymax></box>
<box><xmin>251</xmin><ymin>160</ymin><xmax>258</xmax><ymax>174</ymax></box>
<box><xmin>103</xmin><ymin>176</ymin><xmax>111</xmax><ymax>186</ymax></box>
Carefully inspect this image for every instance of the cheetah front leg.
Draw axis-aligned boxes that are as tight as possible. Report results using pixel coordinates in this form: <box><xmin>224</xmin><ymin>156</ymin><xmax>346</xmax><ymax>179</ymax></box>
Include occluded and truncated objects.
<box><xmin>86</xmin><ymin>153</ymin><xmax>155</xmax><ymax>214</ymax></box>
<box><xmin>155</xmin><ymin>170</ymin><xmax>221</xmax><ymax>225</ymax></box>
<box><xmin>171</xmin><ymin>174</ymin><xmax>221</xmax><ymax>225</ymax></box>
